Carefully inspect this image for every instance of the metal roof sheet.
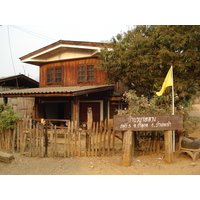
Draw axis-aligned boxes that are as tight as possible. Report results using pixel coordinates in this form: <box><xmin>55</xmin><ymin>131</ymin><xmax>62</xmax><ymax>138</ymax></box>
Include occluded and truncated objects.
<box><xmin>0</xmin><ymin>85</ymin><xmax>114</xmax><ymax>96</ymax></box>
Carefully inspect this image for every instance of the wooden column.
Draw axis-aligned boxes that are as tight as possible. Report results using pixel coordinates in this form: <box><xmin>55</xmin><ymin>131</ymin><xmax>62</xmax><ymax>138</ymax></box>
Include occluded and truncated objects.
<box><xmin>72</xmin><ymin>97</ymin><xmax>79</xmax><ymax>127</ymax></box>
<box><xmin>164</xmin><ymin>130</ymin><xmax>173</xmax><ymax>163</ymax></box>
<box><xmin>122</xmin><ymin>130</ymin><xmax>133</xmax><ymax>167</ymax></box>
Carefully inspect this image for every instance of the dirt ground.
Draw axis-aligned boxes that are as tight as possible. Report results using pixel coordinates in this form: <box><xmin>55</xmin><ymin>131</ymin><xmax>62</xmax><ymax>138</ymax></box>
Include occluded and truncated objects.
<box><xmin>0</xmin><ymin>104</ymin><xmax>200</xmax><ymax>175</ymax></box>
<box><xmin>0</xmin><ymin>151</ymin><xmax>200</xmax><ymax>175</ymax></box>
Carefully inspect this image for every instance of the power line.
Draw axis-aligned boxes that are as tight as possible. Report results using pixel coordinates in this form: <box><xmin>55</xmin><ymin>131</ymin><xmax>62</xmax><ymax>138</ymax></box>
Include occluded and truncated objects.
<box><xmin>7</xmin><ymin>26</ymin><xmax>19</xmax><ymax>88</ymax></box>
<box><xmin>10</xmin><ymin>25</ymin><xmax>57</xmax><ymax>42</ymax></box>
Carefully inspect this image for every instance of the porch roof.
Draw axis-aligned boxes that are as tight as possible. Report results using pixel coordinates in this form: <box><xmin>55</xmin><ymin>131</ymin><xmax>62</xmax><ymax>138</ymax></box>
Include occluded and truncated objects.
<box><xmin>0</xmin><ymin>85</ymin><xmax>114</xmax><ymax>97</ymax></box>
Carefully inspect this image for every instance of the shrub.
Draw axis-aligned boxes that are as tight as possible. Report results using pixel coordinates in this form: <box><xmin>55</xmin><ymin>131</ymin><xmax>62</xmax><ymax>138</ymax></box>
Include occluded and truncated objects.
<box><xmin>0</xmin><ymin>104</ymin><xmax>20</xmax><ymax>131</ymax></box>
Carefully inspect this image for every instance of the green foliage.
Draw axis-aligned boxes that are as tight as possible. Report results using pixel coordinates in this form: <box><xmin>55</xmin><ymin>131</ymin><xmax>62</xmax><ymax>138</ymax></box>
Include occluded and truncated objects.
<box><xmin>98</xmin><ymin>25</ymin><xmax>200</xmax><ymax>103</ymax></box>
<box><xmin>0</xmin><ymin>104</ymin><xmax>20</xmax><ymax>130</ymax></box>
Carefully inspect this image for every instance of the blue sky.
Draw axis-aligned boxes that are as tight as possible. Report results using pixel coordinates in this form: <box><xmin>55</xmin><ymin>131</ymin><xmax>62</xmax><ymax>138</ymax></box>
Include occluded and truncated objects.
<box><xmin>0</xmin><ymin>0</ymin><xmax>198</xmax><ymax>81</ymax></box>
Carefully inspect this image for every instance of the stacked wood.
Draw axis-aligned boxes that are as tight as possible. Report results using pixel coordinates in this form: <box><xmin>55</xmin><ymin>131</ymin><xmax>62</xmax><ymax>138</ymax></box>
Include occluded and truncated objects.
<box><xmin>0</xmin><ymin>151</ymin><xmax>14</xmax><ymax>163</ymax></box>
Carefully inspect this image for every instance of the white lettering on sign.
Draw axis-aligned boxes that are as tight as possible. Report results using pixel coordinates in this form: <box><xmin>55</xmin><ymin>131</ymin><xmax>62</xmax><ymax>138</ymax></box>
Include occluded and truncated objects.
<box><xmin>128</xmin><ymin>116</ymin><xmax>157</xmax><ymax>123</ymax></box>
<box><xmin>120</xmin><ymin>119</ymin><xmax>172</xmax><ymax>130</ymax></box>
<box><xmin>151</xmin><ymin>121</ymin><xmax>171</xmax><ymax>128</ymax></box>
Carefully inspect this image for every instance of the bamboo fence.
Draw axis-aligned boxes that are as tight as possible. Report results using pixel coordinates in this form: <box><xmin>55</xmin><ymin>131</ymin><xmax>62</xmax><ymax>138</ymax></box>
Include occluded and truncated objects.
<box><xmin>0</xmin><ymin>117</ymin><xmax>180</xmax><ymax>157</ymax></box>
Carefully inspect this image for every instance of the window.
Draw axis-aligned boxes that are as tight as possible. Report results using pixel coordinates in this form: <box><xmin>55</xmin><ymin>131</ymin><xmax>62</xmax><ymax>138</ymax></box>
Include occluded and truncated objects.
<box><xmin>78</xmin><ymin>65</ymin><xmax>94</xmax><ymax>82</ymax></box>
<box><xmin>47</xmin><ymin>68</ymin><xmax>54</xmax><ymax>83</ymax></box>
<box><xmin>78</xmin><ymin>66</ymin><xmax>86</xmax><ymax>82</ymax></box>
<box><xmin>87</xmin><ymin>65</ymin><xmax>94</xmax><ymax>81</ymax></box>
<box><xmin>55</xmin><ymin>68</ymin><xmax>62</xmax><ymax>83</ymax></box>
<box><xmin>47</xmin><ymin>67</ymin><xmax>62</xmax><ymax>84</ymax></box>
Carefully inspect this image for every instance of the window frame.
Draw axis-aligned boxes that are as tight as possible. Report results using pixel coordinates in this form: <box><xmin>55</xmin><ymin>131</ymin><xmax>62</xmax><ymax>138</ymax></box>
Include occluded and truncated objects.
<box><xmin>47</xmin><ymin>66</ymin><xmax>63</xmax><ymax>85</ymax></box>
<box><xmin>77</xmin><ymin>64</ymin><xmax>95</xmax><ymax>83</ymax></box>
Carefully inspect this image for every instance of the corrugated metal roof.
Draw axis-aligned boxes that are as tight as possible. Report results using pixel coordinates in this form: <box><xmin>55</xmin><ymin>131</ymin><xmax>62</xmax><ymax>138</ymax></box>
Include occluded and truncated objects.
<box><xmin>0</xmin><ymin>85</ymin><xmax>114</xmax><ymax>96</ymax></box>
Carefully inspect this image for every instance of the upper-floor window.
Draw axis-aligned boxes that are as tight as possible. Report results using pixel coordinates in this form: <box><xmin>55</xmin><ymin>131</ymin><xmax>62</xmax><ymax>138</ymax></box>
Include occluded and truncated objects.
<box><xmin>47</xmin><ymin>67</ymin><xmax>62</xmax><ymax>84</ymax></box>
<box><xmin>78</xmin><ymin>65</ymin><xmax>94</xmax><ymax>82</ymax></box>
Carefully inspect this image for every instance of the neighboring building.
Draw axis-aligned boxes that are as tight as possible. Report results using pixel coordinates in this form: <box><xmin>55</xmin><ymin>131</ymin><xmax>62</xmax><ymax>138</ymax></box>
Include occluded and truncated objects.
<box><xmin>0</xmin><ymin>40</ymin><xmax>127</xmax><ymax>126</ymax></box>
<box><xmin>0</xmin><ymin>74</ymin><xmax>39</xmax><ymax>117</ymax></box>
<box><xmin>0</xmin><ymin>74</ymin><xmax>39</xmax><ymax>92</ymax></box>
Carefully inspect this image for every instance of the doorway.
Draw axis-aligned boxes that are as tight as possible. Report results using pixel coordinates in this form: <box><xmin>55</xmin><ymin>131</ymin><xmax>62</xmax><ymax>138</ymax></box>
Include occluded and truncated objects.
<box><xmin>79</xmin><ymin>101</ymin><xmax>102</xmax><ymax>124</ymax></box>
<box><xmin>44</xmin><ymin>103</ymin><xmax>65</xmax><ymax>119</ymax></box>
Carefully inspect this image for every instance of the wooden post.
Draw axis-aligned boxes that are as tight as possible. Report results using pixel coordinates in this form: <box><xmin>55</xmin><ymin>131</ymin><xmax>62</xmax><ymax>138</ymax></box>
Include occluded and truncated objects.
<box><xmin>164</xmin><ymin>130</ymin><xmax>173</xmax><ymax>163</ymax></box>
<box><xmin>72</xmin><ymin>97</ymin><xmax>79</xmax><ymax>127</ymax></box>
<box><xmin>122</xmin><ymin>130</ymin><xmax>133</xmax><ymax>167</ymax></box>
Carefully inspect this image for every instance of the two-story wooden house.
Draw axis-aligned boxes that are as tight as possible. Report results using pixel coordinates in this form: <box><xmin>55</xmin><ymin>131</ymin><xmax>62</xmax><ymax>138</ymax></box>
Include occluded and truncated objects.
<box><xmin>0</xmin><ymin>40</ymin><xmax>127</xmax><ymax>126</ymax></box>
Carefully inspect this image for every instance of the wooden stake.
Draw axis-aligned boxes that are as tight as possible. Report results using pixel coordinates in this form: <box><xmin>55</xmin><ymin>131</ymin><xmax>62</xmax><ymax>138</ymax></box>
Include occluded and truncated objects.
<box><xmin>95</xmin><ymin>122</ymin><xmax>98</xmax><ymax>157</ymax></box>
<box><xmin>64</xmin><ymin>128</ymin><xmax>67</xmax><ymax>158</ymax></box>
<box><xmin>12</xmin><ymin>124</ymin><xmax>16</xmax><ymax>153</ymax></box>
<box><xmin>78</xmin><ymin>130</ymin><xmax>81</xmax><ymax>157</ymax></box>
<box><xmin>112</xmin><ymin>131</ymin><xmax>115</xmax><ymax>156</ymax></box>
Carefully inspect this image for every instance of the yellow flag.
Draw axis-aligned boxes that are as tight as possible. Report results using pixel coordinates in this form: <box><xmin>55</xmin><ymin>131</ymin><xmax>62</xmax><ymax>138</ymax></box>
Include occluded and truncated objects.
<box><xmin>156</xmin><ymin>66</ymin><xmax>173</xmax><ymax>96</ymax></box>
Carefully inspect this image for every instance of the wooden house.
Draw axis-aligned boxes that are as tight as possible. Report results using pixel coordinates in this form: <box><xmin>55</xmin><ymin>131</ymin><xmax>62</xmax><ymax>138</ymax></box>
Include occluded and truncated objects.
<box><xmin>0</xmin><ymin>40</ymin><xmax>127</xmax><ymax>126</ymax></box>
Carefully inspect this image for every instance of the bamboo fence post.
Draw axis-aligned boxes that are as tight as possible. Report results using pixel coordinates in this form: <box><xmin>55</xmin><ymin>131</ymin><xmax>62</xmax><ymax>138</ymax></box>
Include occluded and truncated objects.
<box><xmin>27</xmin><ymin>118</ymin><xmax>31</xmax><ymax>157</ymax></box>
<box><xmin>102</xmin><ymin>125</ymin><xmax>106</xmax><ymax>157</ymax></box>
<box><xmin>70</xmin><ymin>121</ymin><xmax>74</xmax><ymax>157</ymax></box>
<box><xmin>50</xmin><ymin>124</ymin><xmax>54</xmax><ymax>157</ymax></box>
<box><xmin>12</xmin><ymin>124</ymin><xmax>16</xmax><ymax>153</ymax></box>
<box><xmin>54</xmin><ymin>125</ymin><xmax>57</xmax><ymax>157</ymax></box>
<box><xmin>44</xmin><ymin>124</ymin><xmax>49</xmax><ymax>157</ymax></box>
<box><xmin>64</xmin><ymin>128</ymin><xmax>67</xmax><ymax>158</ymax></box>
<box><xmin>40</xmin><ymin>124</ymin><xmax>44</xmax><ymax>157</ymax></box>
<box><xmin>74</xmin><ymin>121</ymin><xmax>77</xmax><ymax>156</ymax></box>
<box><xmin>78</xmin><ymin>129</ymin><xmax>81</xmax><ymax>157</ymax></box>
<box><xmin>32</xmin><ymin>121</ymin><xmax>36</xmax><ymax>157</ymax></box>
<box><xmin>112</xmin><ymin>130</ymin><xmax>115</xmax><ymax>156</ymax></box>
<box><xmin>16</xmin><ymin>121</ymin><xmax>20</xmax><ymax>152</ymax></box>
<box><xmin>91</xmin><ymin>122</ymin><xmax>95</xmax><ymax>157</ymax></box>
<box><xmin>95</xmin><ymin>122</ymin><xmax>99</xmax><ymax>157</ymax></box>
<box><xmin>88</xmin><ymin>130</ymin><xmax>91</xmax><ymax>156</ymax></box>
<box><xmin>99</xmin><ymin>121</ymin><xmax>103</xmax><ymax>156</ymax></box>
<box><xmin>107</xmin><ymin>128</ymin><xmax>111</xmax><ymax>156</ymax></box>
<box><xmin>35</xmin><ymin>122</ymin><xmax>39</xmax><ymax>157</ymax></box>
<box><xmin>67</xmin><ymin>122</ymin><xmax>70</xmax><ymax>157</ymax></box>
<box><xmin>84</xmin><ymin>130</ymin><xmax>87</xmax><ymax>157</ymax></box>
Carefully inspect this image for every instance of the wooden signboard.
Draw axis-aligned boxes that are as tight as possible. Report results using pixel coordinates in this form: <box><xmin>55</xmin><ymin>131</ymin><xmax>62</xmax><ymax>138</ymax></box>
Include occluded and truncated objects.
<box><xmin>113</xmin><ymin>114</ymin><xmax>183</xmax><ymax>131</ymax></box>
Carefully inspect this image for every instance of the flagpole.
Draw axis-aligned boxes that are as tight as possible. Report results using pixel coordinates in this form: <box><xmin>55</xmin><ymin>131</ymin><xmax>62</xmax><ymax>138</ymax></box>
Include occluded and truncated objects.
<box><xmin>171</xmin><ymin>66</ymin><xmax>175</xmax><ymax>152</ymax></box>
<box><xmin>171</xmin><ymin>66</ymin><xmax>174</xmax><ymax>115</ymax></box>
